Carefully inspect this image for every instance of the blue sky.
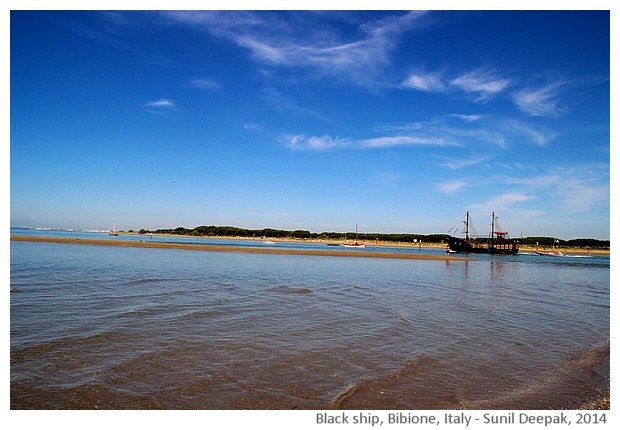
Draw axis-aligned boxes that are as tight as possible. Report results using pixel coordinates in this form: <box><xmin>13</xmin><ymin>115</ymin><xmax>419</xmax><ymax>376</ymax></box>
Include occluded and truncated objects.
<box><xmin>9</xmin><ymin>9</ymin><xmax>611</xmax><ymax>239</ymax></box>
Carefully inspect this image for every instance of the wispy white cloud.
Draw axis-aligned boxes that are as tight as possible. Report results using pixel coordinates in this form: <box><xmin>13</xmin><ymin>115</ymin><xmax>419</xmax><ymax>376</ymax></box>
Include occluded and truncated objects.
<box><xmin>162</xmin><ymin>11</ymin><xmax>428</xmax><ymax>87</ymax></box>
<box><xmin>437</xmin><ymin>164</ymin><xmax>607</xmax><ymax>235</ymax></box>
<box><xmin>555</xmin><ymin>179</ymin><xmax>609</xmax><ymax>214</ymax></box>
<box><xmin>449</xmin><ymin>69</ymin><xmax>512</xmax><ymax>101</ymax></box>
<box><xmin>438</xmin><ymin>114</ymin><xmax>555</xmax><ymax>149</ymax></box>
<box><xmin>283</xmin><ymin>134</ymin><xmax>350</xmax><ymax>151</ymax></box>
<box><xmin>446</xmin><ymin>114</ymin><xmax>487</xmax><ymax>122</ymax></box>
<box><xmin>243</xmin><ymin>122</ymin><xmax>262</xmax><ymax>131</ymax></box>
<box><xmin>144</xmin><ymin>98</ymin><xmax>176</xmax><ymax>114</ymax></box>
<box><xmin>282</xmin><ymin>133</ymin><xmax>454</xmax><ymax>152</ymax></box>
<box><xmin>260</xmin><ymin>86</ymin><xmax>329</xmax><ymax>121</ymax></box>
<box><xmin>375</xmin><ymin>115</ymin><xmax>507</xmax><ymax>149</ymax></box>
<box><xmin>513</xmin><ymin>80</ymin><xmax>568</xmax><ymax>117</ymax></box>
<box><xmin>504</xmin><ymin>166</ymin><xmax>609</xmax><ymax>214</ymax></box>
<box><xmin>439</xmin><ymin>155</ymin><xmax>492</xmax><ymax>170</ymax></box>
<box><xmin>190</xmin><ymin>78</ymin><xmax>221</xmax><ymax>90</ymax></box>
<box><xmin>236</xmin><ymin>35</ymin><xmax>288</xmax><ymax>64</ymax></box>
<box><xmin>357</xmin><ymin>135</ymin><xmax>455</xmax><ymax>149</ymax></box>
<box><xmin>286</xmin><ymin>113</ymin><xmax>557</xmax><ymax>154</ymax></box>
<box><xmin>145</xmin><ymin>98</ymin><xmax>174</xmax><ymax>108</ymax></box>
<box><xmin>505</xmin><ymin>120</ymin><xmax>556</xmax><ymax>146</ymax></box>
<box><xmin>402</xmin><ymin>68</ymin><xmax>512</xmax><ymax>102</ymax></box>
<box><xmin>474</xmin><ymin>192</ymin><xmax>535</xmax><ymax>212</ymax></box>
<box><xmin>402</xmin><ymin>71</ymin><xmax>446</xmax><ymax>92</ymax></box>
<box><xmin>437</xmin><ymin>179</ymin><xmax>467</xmax><ymax>194</ymax></box>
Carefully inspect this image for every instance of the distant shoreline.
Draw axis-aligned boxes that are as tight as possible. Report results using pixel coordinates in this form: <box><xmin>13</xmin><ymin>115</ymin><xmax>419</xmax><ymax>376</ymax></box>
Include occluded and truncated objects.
<box><xmin>124</xmin><ymin>231</ymin><xmax>610</xmax><ymax>256</ymax></box>
<box><xmin>11</xmin><ymin>232</ymin><xmax>609</xmax><ymax>256</ymax></box>
<box><xmin>10</xmin><ymin>235</ymin><xmax>470</xmax><ymax>261</ymax></box>
<box><xmin>10</xmin><ymin>228</ymin><xmax>609</xmax><ymax>255</ymax></box>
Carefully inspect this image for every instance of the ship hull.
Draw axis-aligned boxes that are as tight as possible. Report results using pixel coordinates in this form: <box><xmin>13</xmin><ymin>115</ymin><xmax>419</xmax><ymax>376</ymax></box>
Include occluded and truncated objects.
<box><xmin>448</xmin><ymin>237</ymin><xmax>518</xmax><ymax>255</ymax></box>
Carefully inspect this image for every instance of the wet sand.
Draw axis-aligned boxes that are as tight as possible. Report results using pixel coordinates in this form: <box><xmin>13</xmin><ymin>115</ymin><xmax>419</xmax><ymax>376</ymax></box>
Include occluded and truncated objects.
<box><xmin>10</xmin><ymin>235</ymin><xmax>470</xmax><ymax>261</ymax></box>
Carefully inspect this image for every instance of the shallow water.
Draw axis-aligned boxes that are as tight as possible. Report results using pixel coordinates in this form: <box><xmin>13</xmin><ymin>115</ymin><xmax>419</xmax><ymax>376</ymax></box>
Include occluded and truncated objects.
<box><xmin>10</xmin><ymin>231</ymin><xmax>610</xmax><ymax>409</ymax></box>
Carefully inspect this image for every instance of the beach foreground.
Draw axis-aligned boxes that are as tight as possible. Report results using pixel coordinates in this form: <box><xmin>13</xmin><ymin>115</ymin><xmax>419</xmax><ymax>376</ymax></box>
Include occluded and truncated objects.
<box><xmin>11</xmin><ymin>234</ymin><xmax>609</xmax><ymax>410</ymax></box>
<box><xmin>10</xmin><ymin>235</ymin><xmax>469</xmax><ymax>261</ymax></box>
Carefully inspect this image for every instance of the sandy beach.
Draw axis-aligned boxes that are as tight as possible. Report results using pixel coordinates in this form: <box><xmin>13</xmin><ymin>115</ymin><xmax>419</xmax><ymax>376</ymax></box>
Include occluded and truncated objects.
<box><xmin>10</xmin><ymin>235</ymin><xmax>470</xmax><ymax>261</ymax></box>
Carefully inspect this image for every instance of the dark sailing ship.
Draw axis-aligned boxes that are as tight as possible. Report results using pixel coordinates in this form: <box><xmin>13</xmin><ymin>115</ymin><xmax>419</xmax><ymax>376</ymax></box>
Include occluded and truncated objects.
<box><xmin>447</xmin><ymin>211</ymin><xmax>519</xmax><ymax>255</ymax></box>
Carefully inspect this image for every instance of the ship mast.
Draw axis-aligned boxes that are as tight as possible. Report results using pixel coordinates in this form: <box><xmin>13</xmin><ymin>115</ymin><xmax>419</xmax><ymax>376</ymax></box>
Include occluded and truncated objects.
<box><xmin>465</xmin><ymin>211</ymin><xmax>470</xmax><ymax>240</ymax></box>
<box><xmin>490</xmin><ymin>211</ymin><xmax>496</xmax><ymax>245</ymax></box>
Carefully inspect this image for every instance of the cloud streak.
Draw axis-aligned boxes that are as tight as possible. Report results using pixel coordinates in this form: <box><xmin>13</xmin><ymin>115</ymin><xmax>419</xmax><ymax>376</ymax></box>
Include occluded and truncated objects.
<box><xmin>503</xmin><ymin>166</ymin><xmax>609</xmax><ymax>214</ymax></box>
<box><xmin>401</xmin><ymin>69</ymin><xmax>586</xmax><ymax>120</ymax></box>
<box><xmin>513</xmin><ymin>81</ymin><xmax>568</xmax><ymax>117</ymax></box>
<box><xmin>402</xmin><ymin>68</ymin><xmax>512</xmax><ymax>101</ymax></box>
<box><xmin>144</xmin><ymin>98</ymin><xmax>175</xmax><ymax>114</ymax></box>
<box><xmin>145</xmin><ymin>98</ymin><xmax>174</xmax><ymax>108</ymax></box>
<box><xmin>284</xmin><ymin>113</ymin><xmax>558</xmax><ymax>154</ymax></box>
<box><xmin>476</xmin><ymin>192</ymin><xmax>535</xmax><ymax>210</ymax></box>
<box><xmin>283</xmin><ymin>134</ymin><xmax>350</xmax><ymax>151</ymax></box>
<box><xmin>437</xmin><ymin>179</ymin><xmax>467</xmax><ymax>194</ymax></box>
<box><xmin>282</xmin><ymin>133</ymin><xmax>455</xmax><ymax>152</ymax></box>
<box><xmin>161</xmin><ymin>11</ymin><xmax>428</xmax><ymax>87</ymax></box>
<box><xmin>373</xmin><ymin>114</ymin><xmax>553</xmax><ymax>151</ymax></box>
<box><xmin>402</xmin><ymin>71</ymin><xmax>446</xmax><ymax>92</ymax></box>
<box><xmin>357</xmin><ymin>135</ymin><xmax>454</xmax><ymax>149</ymax></box>
<box><xmin>260</xmin><ymin>86</ymin><xmax>328</xmax><ymax>121</ymax></box>
<box><xmin>449</xmin><ymin>69</ymin><xmax>512</xmax><ymax>101</ymax></box>
<box><xmin>190</xmin><ymin>78</ymin><xmax>221</xmax><ymax>90</ymax></box>
<box><xmin>439</xmin><ymin>155</ymin><xmax>492</xmax><ymax>170</ymax></box>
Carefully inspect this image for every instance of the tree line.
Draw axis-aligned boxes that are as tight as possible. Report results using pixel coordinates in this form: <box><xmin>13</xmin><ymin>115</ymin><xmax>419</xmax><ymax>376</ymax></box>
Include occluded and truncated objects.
<box><xmin>519</xmin><ymin>236</ymin><xmax>609</xmax><ymax>248</ymax></box>
<box><xmin>136</xmin><ymin>226</ymin><xmax>609</xmax><ymax>249</ymax></box>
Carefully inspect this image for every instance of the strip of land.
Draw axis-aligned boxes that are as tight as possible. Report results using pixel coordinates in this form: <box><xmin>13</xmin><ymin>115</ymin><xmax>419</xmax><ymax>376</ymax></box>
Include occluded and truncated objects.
<box><xmin>10</xmin><ymin>235</ymin><xmax>470</xmax><ymax>261</ymax></box>
<box><xmin>121</xmin><ymin>232</ymin><xmax>610</xmax><ymax>256</ymax></box>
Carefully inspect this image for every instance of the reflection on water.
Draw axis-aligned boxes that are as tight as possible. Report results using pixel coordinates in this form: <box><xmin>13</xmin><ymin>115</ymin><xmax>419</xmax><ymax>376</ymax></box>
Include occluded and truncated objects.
<box><xmin>10</xmin><ymin>237</ymin><xmax>609</xmax><ymax>409</ymax></box>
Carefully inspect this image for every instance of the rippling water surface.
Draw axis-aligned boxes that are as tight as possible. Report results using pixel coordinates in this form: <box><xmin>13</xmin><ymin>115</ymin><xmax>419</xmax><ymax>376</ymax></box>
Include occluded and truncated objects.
<box><xmin>10</xmin><ymin>231</ymin><xmax>610</xmax><ymax>409</ymax></box>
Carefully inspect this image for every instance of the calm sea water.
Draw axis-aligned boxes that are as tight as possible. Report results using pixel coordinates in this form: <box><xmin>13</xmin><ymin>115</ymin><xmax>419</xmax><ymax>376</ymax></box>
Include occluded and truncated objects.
<box><xmin>10</xmin><ymin>229</ymin><xmax>610</xmax><ymax>409</ymax></box>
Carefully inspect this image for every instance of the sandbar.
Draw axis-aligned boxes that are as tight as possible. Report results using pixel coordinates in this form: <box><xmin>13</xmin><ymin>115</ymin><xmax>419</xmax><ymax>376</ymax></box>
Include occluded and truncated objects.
<box><xmin>11</xmin><ymin>235</ymin><xmax>469</xmax><ymax>261</ymax></box>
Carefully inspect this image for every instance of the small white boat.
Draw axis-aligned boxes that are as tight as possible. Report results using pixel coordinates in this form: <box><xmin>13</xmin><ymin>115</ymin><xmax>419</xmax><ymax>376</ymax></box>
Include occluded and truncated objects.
<box><xmin>343</xmin><ymin>224</ymin><xmax>365</xmax><ymax>248</ymax></box>
<box><xmin>343</xmin><ymin>242</ymin><xmax>365</xmax><ymax>248</ymax></box>
<box><xmin>535</xmin><ymin>241</ymin><xmax>563</xmax><ymax>257</ymax></box>
<box><xmin>109</xmin><ymin>225</ymin><xmax>119</xmax><ymax>236</ymax></box>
